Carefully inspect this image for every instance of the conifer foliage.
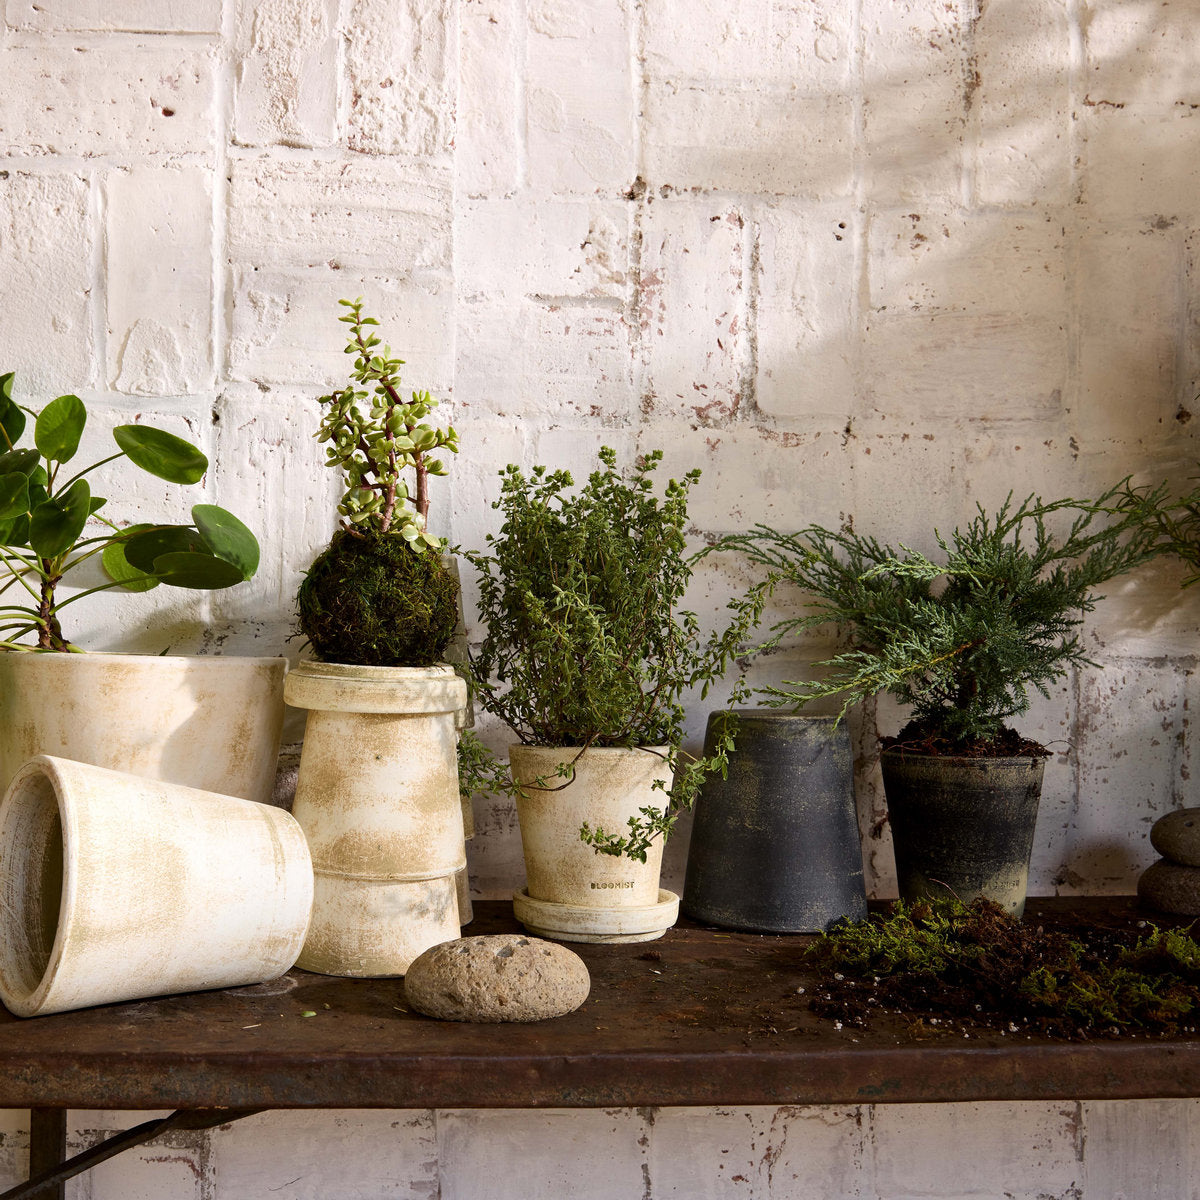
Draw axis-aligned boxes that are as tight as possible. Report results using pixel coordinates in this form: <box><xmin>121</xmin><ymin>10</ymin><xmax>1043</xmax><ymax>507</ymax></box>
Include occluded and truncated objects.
<box><xmin>716</xmin><ymin>482</ymin><xmax>1163</xmax><ymax>749</ymax></box>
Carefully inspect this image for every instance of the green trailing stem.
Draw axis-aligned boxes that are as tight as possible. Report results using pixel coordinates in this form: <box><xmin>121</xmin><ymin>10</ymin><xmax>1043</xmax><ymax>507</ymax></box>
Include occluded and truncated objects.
<box><xmin>0</xmin><ymin>371</ymin><xmax>259</xmax><ymax>652</ymax></box>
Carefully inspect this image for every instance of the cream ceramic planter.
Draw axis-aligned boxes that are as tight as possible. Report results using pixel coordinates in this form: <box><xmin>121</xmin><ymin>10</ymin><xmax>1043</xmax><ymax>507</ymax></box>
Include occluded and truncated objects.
<box><xmin>286</xmin><ymin>660</ymin><xmax>468</xmax><ymax>976</ymax></box>
<box><xmin>0</xmin><ymin>652</ymin><xmax>287</xmax><ymax>806</ymax></box>
<box><xmin>0</xmin><ymin>755</ymin><xmax>313</xmax><ymax>1018</ymax></box>
<box><xmin>509</xmin><ymin>744</ymin><xmax>680</xmax><ymax>943</ymax></box>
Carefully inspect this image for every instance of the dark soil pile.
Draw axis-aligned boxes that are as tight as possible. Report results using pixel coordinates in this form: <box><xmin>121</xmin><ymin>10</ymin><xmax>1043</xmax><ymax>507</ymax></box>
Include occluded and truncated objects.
<box><xmin>805</xmin><ymin>898</ymin><xmax>1200</xmax><ymax>1040</ymax></box>
<box><xmin>881</xmin><ymin>720</ymin><xmax>1051</xmax><ymax>758</ymax></box>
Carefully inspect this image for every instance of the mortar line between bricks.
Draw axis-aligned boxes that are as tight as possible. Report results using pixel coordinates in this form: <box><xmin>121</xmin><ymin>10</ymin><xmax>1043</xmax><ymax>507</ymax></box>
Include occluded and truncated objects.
<box><xmin>516</xmin><ymin>0</ymin><xmax>530</xmax><ymax>192</ymax></box>
<box><xmin>212</xmin><ymin>0</ymin><xmax>237</xmax><ymax>395</ymax></box>
<box><xmin>88</xmin><ymin>166</ymin><xmax>107</xmax><ymax>392</ymax></box>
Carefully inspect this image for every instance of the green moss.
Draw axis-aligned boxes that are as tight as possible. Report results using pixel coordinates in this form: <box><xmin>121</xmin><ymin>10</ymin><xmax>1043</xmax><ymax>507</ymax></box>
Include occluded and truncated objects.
<box><xmin>807</xmin><ymin>897</ymin><xmax>1200</xmax><ymax>1038</ymax></box>
<box><xmin>297</xmin><ymin>530</ymin><xmax>459</xmax><ymax>667</ymax></box>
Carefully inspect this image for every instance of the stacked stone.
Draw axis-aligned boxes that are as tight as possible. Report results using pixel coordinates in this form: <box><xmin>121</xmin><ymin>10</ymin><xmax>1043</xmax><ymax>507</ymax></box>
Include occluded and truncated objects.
<box><xmin>1138</xmin><ymin>809</ymin><xmax>1200</xmax><ymax>916</ymax></box>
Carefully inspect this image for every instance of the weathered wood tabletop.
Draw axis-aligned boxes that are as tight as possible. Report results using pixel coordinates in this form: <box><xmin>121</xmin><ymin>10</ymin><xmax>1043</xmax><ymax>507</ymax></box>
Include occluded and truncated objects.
<box><xmin>1</xmin><ymin>898</ymin><xmax>1197</xmax><ymax>1112</ymax></box>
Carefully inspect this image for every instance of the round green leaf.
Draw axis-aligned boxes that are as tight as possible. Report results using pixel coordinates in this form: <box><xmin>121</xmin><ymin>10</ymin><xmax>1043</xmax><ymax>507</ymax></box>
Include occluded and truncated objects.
<box><xmin>101</xmin><ymin>527</ymin><xmax>161</xmax><ymax>593</ymax></box>
<box><xmin>191</xmin><ymin>505</ymin><xmax>260</xmax><ymax>581</ymax></box>
<box><xmin>0</xmin><ymin>473</ymin><xmax>29</xmax><ymax>522</ymax></box>
<box><xmin>29</xmin><ymin>479</ymin><xmax>91</xmax><ymax>559</ymax></box>
<box><xmin>34</xmin><ymin>394</ymin><xmax>86</xmax><ymax>464</ymax></box>
<box><xmin>151</xmin><ymin>551</ymin><xmax>247</xmax><ymax>590</ymax></box>
<box><xmin>113</xmin><ymin>425</ymin><xmax>208</xmax><ymax>485</ymax></box>
<box><xmin>0</xmin><ymin>448</ymin><xmax>39</xmax><ymax>477</ymax></box>
<box><xmin>0</xmin><ymin>384</ymin><xmax>26</xmax><ymax>451</ymax></box>
<box><xmin>0</xmin><ymin>513</ymin><xmax>30</xmax><ymax>549</ymax></box>
<box><xmin>122</xmin><ymin>526</ymin><xmax>207</xmax><ymax>574</ymax></box>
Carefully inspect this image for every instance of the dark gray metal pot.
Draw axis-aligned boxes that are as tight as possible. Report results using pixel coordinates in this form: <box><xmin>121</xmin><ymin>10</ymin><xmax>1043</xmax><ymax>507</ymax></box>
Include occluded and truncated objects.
<box><xmin>682</xmin><ymin>712</ymin><xmax>867</xmax><ymax>932</ymax></box>
<box><xmin>880</xmin><ymin>749</ymin><xmax>1045</xmax><ymax>917</ymax></box>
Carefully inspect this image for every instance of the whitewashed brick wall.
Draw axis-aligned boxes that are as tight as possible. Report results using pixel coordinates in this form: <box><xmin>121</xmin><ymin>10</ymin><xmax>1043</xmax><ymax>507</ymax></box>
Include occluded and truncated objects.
<box><xmin>1</xmin><ymin>0</ymin><xmax>1198</xmax><ymax>1195</ymax></box>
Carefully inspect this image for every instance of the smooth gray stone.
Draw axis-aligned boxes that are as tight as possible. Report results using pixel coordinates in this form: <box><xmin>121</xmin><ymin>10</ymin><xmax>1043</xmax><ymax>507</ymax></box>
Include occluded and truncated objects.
<box><xmin>403</xmin><ymin>934</ymin><xmax>590</xmax><ymax>1023</ymax></box>
<box><xmin>1150</xmin><ymin>807</ymin><xmax>1200</xmax><ymax>868</ymax></box>
<box><xmin>1137</xmin><ymin>858</ymin><xmax>1200</xmax><ymax>916</ymax></box>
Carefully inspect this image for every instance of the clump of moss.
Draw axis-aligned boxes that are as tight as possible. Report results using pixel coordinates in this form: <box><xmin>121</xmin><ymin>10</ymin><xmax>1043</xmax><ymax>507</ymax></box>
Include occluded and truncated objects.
<box><xmin>298</xmin><ymin>530</ymin><xmax>459</xmax><ymax>667</ymax></box>
<box><xmin>806</xmin><ymin>897</ymin><xmax>1200</xmax><ymax>1039</ymax></box>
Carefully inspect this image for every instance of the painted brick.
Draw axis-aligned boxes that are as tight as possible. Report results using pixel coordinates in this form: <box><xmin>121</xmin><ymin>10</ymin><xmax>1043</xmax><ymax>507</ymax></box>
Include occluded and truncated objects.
<box><xmin>864</xmin><ymin>208</ymin><xmax>1068</xmax><ymax>423</ymax></box>
<box><xmin>643</xmin><ymin>0</ymin><xmax>852</xmax><ymax>91</ymax></box>
<box><xmin>0</xmin><ymin>1111</ymin><xmax>27</xmax><ymax>1192</ymax></box>
<box><xmin>106</xmin><ymin>166</ymin><xmax>213</xmax><ymax>396</ymax></box>
<box><xmin>459</xmin><ymin>198</ymin><xmax>633</xmax><ymax>302</ymax></box>
<box><xmin>228</xmin><ymin>157</ymin><xmax>452</xmax><ymax>274</ymax></box>
<box><xmin>0</xmin><ymin>42</ymin><xmax>216</xmax><ymax>157</ymax></box>
<box><xmin>457</xmin><ymin>0</ymin><xmax>522</xmax><ymax>197</ymax></box>
<box><xmin>863</xmin><ymin>313</ymin><xmax>1067</xmax><ymax>424</ymax></box>
<box><xmin>457</xmin><ymin>300</ymin><xmax>635</xmax><ymax>427</ymax></box>
<box><xmin>229</xmin><ymin>270</ymin><xmax>454</xmax><ymax>392</ymax></box>
<box><xmin>648</xmin><ymin>426</ymin><xmax>854</xmax><ymax>535</ymax></box>
<box><xmin>1080</xmin><ymin>108</ymin><xmax>1200</xmax><ymax>222</ymax></box>
<box><xmin>868</xmin><ymin>209</ymin><xmax>1067</xmax><ymax>318</ymax></box>
<box><xmin>973</xmin><ymin>0</ymin><xmax>1071</xmax><ymax>206</ymax></box>
<box><xmin>345</xmin><ymin>0</ymin><xmax>455</xmax><ymax>160</ymax></box>
<box><xmin>4</xmin><ymin>0</ymin><xmax>221</xmax><ymax>32</ymax></box>
<box><xmin>640</xmin><ymin>202</ymin><xmax>747</xmax><ymax>426</ymax></box>
<box><xmin>754</xmin><ymin>203</ymin><xmax>858</xmax><ymax>424</ymax></box>
<box><xmin>437</xmin><ymin>1108</ymin><xmax>649</xmax><ymax>1200</ymax></box>
<box><xmin>1083</xmin><ymin>0</ymin><xmax>1200</xmax><ymax>111</ymax></box>
<box><xmin>861</xmin><ymin>0</ymin><xmax>968</xmax><ymax>203</ymax></box>
<box><xmin>1075</xmin><ymin>224</ymin><xmax>1183</xmax><ymax>444</ymax></box>
<box><xmin>757</xmin><ymin>1105</ymin><xmax>871</xmax><ymax>1199</ymax></box>
<box><xmin>208</xmin><ymin>388</ymin><xmax>340</xmax><ymax>651</ymax></box>
<box><xmin>525</xmin><ymin>0</ymin><xmax>634</xmax><ymax>194</ymax></box>
<box><xmin>871</xmin><ymin>1102</ymin><xmax>1082</xmax><ymax>1198</ymax></box>
<box><xmin>85</xmin><ymin>1124</ymin><xmax>211</xmax><ymax>1200</ymax></box>
<box><xmin>1067</xmin><ymin>662</ymin><xmax>1190</xmax><ymax>893</ymax></box>
<box><xmin>213</xmin><ymin>1110</ymin><xmax>438</xmax><ymax>1199</ymax></box>
<box><xmin>644</xmin><ymin>84</ymin><xmax>853</xmax><ymax>198</ymax></box>
<box><xmin>0</xmin><ymin>171</ymin><xmax>94</xmax><ymax>394</ymax></box>
<box><xmin>1081</xmin><ymin>1099</ymin><xmax>1200</xmax><ymax>1199</ymax></box>
<box><xmin>233</xmin><ymin>0</ymin><xmax>339</xmax><ymax>148</ymax></box>
<box><xmin>644</xmin><ymin>1106</ymin><xmax>764</xmax><ymax>1197</ymax></box>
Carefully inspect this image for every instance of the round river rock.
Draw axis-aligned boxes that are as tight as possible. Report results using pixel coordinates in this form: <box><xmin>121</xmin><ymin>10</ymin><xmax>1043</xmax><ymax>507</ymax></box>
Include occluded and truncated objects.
<box><xmin>403</xmin><ymin>934</ymin><xmax>590</xmax><ymax>1023</ymax></box>
<box><xmin>1150</xmin><ymin>807</ymin><xmax>1200</xmax><ymax>868</ymax></box>
<box><xmin>1137</xmin><ymin>858</ymin><xmax>1200</xmax><ymax>916</ymax></box>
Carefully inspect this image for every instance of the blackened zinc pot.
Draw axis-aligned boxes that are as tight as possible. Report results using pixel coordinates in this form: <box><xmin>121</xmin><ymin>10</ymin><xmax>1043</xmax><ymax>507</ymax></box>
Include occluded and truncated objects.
<box><xmin>682</xmin><ymin>712</ymin><xmax>867</xmax><ymax>933</ymax></box>
<box><xmin>880</xmin><ymin>748</ymin><xmax>1046</xmax><ymax>917</ymax></box>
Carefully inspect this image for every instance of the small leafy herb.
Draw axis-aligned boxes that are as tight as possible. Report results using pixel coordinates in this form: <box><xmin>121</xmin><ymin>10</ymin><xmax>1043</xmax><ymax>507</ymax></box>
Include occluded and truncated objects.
<box><xmin>462</xmin><ymin>447</ymin><xmax>761</xmax><ymax>860</ymax></box>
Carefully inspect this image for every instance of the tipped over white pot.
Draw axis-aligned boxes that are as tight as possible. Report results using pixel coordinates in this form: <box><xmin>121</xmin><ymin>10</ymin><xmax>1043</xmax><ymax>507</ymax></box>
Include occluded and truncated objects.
<box><xmin>0</xmin><ymin>755</ymin><xmax>313</xmax><ymax>1017</ymax></box>
<box><xmin>0</xmin><ymin>652</ymin><xmax>287</xmax><ymax>805</ymax></box>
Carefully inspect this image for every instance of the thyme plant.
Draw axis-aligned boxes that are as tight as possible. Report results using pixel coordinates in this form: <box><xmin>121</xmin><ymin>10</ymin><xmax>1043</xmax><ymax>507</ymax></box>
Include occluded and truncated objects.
<box><xmin>298</xmin><ymin>300</ymin><xmax>460</xmax><ymax>666</ymax></box>
<box><xmin>0</xmin><ymin>371</ymin><xmax>259</xmax><ymax>651</ymax></box>
<box><xmin>715</xmin><ymin>482</ymin><xmax>1162</xmax><ymax>750</ymax></box>
<box><xmin>463</xmin><ymin>447</ymin><xmax>759</xmax><ymax>860</ymax></box>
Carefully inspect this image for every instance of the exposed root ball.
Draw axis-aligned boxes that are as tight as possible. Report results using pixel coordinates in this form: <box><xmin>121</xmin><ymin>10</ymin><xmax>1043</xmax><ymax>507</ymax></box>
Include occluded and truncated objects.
<box><xmin>297</xmin><ymin>530</ymin><xmax>459</xmax><ymax>667</ymax></box>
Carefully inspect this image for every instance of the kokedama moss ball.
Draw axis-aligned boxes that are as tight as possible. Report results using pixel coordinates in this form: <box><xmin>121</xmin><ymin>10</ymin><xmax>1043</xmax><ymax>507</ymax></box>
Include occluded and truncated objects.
<box><xmin>297</xmin><ymin>530</ymin><xmax>459</xmax><ymax>667</ymax></box>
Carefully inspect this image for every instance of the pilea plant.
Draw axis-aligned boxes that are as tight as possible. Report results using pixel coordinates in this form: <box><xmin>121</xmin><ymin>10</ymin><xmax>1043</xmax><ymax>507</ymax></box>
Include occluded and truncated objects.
<box><xmin>462</xmin><ymin>447</ymin><xmax>760</xmax><ymax>860</ymax></box>
<box><xmin>297</xmin><ymin>299</ymin><xmax>461</xmax><ymax>666</ymax></box>
<box><xmin>0</xmin><ymin>371</ymin><xmax>259</xmax><ymax>652</ymax></box>
<box><xmin>713</xmin><ymin>481</ymin><xmax>1163</xmax><ymax>751</ymax></box>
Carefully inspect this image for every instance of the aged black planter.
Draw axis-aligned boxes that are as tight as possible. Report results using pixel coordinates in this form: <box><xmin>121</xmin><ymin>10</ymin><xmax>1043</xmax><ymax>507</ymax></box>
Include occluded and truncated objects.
<box><xmin>880</xmin><ymin>749</ymin><xmax>1046</xmax><ymax>917</ymax></box>
<box><xmin>682</xmin><ymin>712</ymin><xmax>867</xmax><ymax>933</ymax></box>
